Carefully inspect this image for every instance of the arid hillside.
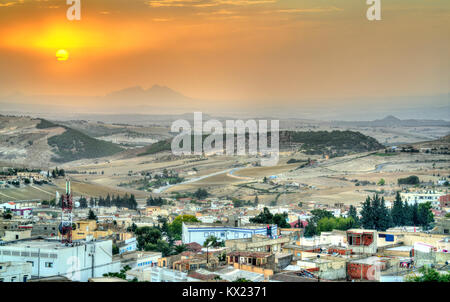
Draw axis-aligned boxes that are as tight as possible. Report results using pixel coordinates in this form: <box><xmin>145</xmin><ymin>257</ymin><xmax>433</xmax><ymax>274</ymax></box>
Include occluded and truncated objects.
<box><xmin>0</xmin><ymin>115</ymin><xmax>123</xmax><ymax>167</ymax></box>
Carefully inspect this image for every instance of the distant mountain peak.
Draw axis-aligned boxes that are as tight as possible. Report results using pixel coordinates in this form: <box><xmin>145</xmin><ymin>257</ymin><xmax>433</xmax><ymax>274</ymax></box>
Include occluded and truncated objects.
<box><xmin>105</xmin><ymin>84</ymin><xmax>189</xmax><ymax>104</ymax></box>
<box><xmin>381</xmin><ymin>115</ymin><xmax>401</xmax><ymax>121</ymax></box>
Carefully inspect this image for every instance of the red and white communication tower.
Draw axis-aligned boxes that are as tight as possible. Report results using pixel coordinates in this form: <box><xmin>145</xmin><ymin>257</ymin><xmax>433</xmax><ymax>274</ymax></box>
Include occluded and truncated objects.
<box><xmin>60</xmin><ymin>180</ymin><xmax>73</xmax><ymax>245</ymax></box>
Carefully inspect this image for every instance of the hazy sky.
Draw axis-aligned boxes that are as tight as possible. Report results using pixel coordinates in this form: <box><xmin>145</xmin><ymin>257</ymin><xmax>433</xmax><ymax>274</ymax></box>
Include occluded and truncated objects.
<box><xmin>0</xmin><ymin>0</ymin><xmax>449</xmax><ymax>105</ymax></box>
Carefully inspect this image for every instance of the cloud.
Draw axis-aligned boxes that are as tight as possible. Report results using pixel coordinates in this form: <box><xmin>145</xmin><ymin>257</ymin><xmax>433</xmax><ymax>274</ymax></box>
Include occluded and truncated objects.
<box><xmin>146</xmin><ymin>0</ymin><xmax>276</xmax><ymax>8</ymax></box>
<box><xmin>274</xmin><ymin>7</ymin><xmax>343</xmax><ymax>14</ymax></box>
<box><xmin>0</xmin><ymin>0</ymin><xmax>24</xmax><ymax>7</ymax></box>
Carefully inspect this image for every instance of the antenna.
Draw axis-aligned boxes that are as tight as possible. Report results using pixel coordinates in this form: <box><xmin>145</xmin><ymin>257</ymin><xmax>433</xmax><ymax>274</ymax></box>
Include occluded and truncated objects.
<box><xmin>60</xmin><ymin>179</ymin><xmax>73</xmax><ymax>245</ymax></box>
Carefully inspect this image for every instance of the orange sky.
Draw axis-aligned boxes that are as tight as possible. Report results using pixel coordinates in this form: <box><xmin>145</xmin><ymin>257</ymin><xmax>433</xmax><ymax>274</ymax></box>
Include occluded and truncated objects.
<box><xmin>0</xmin><ymin>0</ymin><xmax>449</xmax><ymax>104</ymax></box>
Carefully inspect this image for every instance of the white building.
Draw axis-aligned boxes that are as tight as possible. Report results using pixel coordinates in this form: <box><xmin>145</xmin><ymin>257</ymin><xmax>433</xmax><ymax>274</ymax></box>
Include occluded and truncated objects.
<box><xmin>182</xmin><ymin>223</ymin><xmax>278</xmax><ymax>246</ymax></box>
<box><xmin>0</xmin><ymin>262</ymin><xmax>32</xmax><ymax>282</ymax></box>
<box><xmin>126</xmin><ymin>266</ymin><xmax>197</xmax><ymax>282</ymax></box>
<box><xmin>0</xmin><ymin>239</ymin><xmax>120</xmax><ymax>282</ymax></box>
<box><xmin>400</xmin><ymin>191</ymin><xmax>444</xmax><ymax>207</ymax></box>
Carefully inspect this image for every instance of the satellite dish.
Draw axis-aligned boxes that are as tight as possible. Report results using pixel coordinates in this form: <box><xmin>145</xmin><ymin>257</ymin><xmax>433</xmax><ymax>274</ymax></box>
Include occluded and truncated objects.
<box><xmin>58</xmin><ymin>222</ymin><xmax>72</xmax><ymax>235</ymax></box>
<box><xmin>74</xmin><ymin>201</ymin><xmax>80</xmax><ymax>208</ymax></box>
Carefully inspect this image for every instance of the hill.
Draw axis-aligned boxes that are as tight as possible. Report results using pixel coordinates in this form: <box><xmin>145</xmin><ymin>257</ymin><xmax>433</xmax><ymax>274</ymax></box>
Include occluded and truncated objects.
<box><xmin>137</xmin><ymin>130</ymin><xmax>384</xmax><ymax>157</ymax></box>
<box><xmin>0</xmin><ymin>115</ymin><xmax>123</xmax><ymax>166</ymax></box>
<box><xmin>332</xmin><ymin>115</ymin><xmax>450</xmax><ymax>127</ymax></box>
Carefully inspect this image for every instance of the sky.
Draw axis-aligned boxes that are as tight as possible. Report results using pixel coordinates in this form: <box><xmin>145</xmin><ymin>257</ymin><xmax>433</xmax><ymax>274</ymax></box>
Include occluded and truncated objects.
<box><xmin>0</xmin><ymin>0</ymin><xmax>449</xmax><ymax>113</ymax></box>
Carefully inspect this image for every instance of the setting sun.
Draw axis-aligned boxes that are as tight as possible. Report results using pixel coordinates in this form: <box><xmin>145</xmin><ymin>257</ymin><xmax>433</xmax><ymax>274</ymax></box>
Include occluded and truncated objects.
<box><xmin>56</xmin><ymin>49</ymin><xmax>69</xmax><ymax>61</ymax></box>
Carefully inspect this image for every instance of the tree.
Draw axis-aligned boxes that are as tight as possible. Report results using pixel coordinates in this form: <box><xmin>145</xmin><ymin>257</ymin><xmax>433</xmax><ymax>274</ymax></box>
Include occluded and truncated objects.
<box><xmin>204</xmin><ymin>235</ymin><xmax>221</xmax><ymax>247</ymax></box>
<box><xmin>348</xmin><ymin>205</ymin><xmax>360</xmax><ymax>228</ymax></box>
<box><xmin>254</xmin><ymin>194</ymin><xmax>259</xmax><ymax>207</ymax></box>
<box><xmin>417</xmin><ymin>202</ymin><xmax>434</xmax><ymax>230</ymax></box>
<box><xmin>360</xmin><ymin>194</ymin><xmax>392</xmax><ymax>231</ymax></box>
<box><xmin>304</xmin><ymin>219</ymin><xmax>319</xmax><ymax>237</ymax></box>
<box><xmin>360</xmin><ymin>196</ymin><xmax>375</xmax><ymax>229</ymax></box>
<box><xmin>135</xmin><ymin>227</ymin><xmax>162</xmax><ymax>250</ymax></box>
<box><xmin>391</xmin><ymin>192</ymin><xmax>405</xmax><ymax>226</ymax></box>
<box><xmin>398</xmin><ymin>176</ymin><xmax>420</xmax><ymax>185</ymax></box>
<box><xmin>79</xmin><ymin>197</ymin><xmax>88</xmax><ymax>208</ymax></box>
<box><xmin>174</xmin><ymin>244</ymin><xmax>187</xmax><ymax>254</ymax></box>
<box><xmin>112</xmin><ymin>244</ymin><xmax>120</xmax><ymax>255</ymax></box>
<box><xmin>234</xmin><ymin>278</ymin><xmax>251</xmax><ymax>282</ymax></box>
<box><xmin>378</xmin><ymin>178</ymin><xmax>385</xmax><ymax>186</ymax></box>
<box><xmin>168</xmin><ymin>215</ymin><xmax>200</xmax><ymax>240</ymax></box>
<box><xmin>88</xmin><ymin>209</ymin><xmax>97</xmax><ymax>221</ymax></box>
<box><xmin>406</xmin><ymin>267</ymin><xmax>450</xmax><ymax>282</ymax></box>
<box><xmin>250</xmin><ymin>207</ymin><xmax>273</xmax><ymax>224</ymax></box>
<box><xmin>194</xmin><ymin>188</ymin><xmax>208</xmax><ymax>200</ymax></box>
<box><xmin>378</xmin><ymin>196</ymin><xmax>393</xmax><ymax>231</ymax></box>
<box><xmin>2</xmin><ymin>209</ymin><xmax>12</xmax><ymax>219</ymax></box>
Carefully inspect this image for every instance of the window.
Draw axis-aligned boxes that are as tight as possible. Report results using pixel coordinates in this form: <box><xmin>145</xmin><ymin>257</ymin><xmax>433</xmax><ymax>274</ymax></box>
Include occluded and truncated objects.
<box><xmin>11</xmin><ymin>276</ymin><xmax>17</xmax><ymax>282</ymax></box>
<box><xmin>45</xmin><ymin>262</ymin><xmax>53</xmax><ymax>268</ymax></box>
<box><xmin>27</xmin><ymin>261</ymin><xmax>34</xmax><ymax>267</ymax></box>
<box><xmin>0</xmin><ymin>278</ymin><xmax>3</xmax><ymax>282</ymax></box>
<box><xmin>23</xmin><ymin>275</ymin><xmax>28</xmax><ymax>282</ymax></box>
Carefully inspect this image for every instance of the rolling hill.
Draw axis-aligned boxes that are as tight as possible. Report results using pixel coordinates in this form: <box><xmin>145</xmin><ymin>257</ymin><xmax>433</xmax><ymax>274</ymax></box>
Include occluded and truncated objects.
<box><xmin>0</xmin><ymin>115</ymin><xmax>123</xmax><ymax>167</ymax></box>
<box><xmin>137</xmin><ymin>130</ymin><xmax>384</xmax><ymax>157</ymax></box>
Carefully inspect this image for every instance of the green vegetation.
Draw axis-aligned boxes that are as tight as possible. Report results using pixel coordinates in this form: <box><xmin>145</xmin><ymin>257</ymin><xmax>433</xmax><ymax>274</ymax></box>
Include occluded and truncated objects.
<box><xmin>134</xmin><ymin>215</ymin><xmax>200</xmax><ymax>256</ymax></box>
<box><xmin>377</xmin><ymin>178</ymin><xmax>385</xmax><ymax>186</ymax></box>
<box><xmin>304</xmin><ymin>209</ymin><xmax>357</xmax><ymax>237</ymax></box>
<box><xmin>146</xmin><ymin>196</ymin><xmax>167</xmax><ymax>207</ymax></box>
<box><xmin>406</xmin><ymin>267</ymin><xmax>450</xmax><ymax>282</ymax></box>
<box><xmin>103</xmin><ymin>265</ymin><xmax>132</xmax><ymax>280</ymax></box>
<box><xmin>112</xmin><ymin>244</ymin><xmax>119</xmax><ymax>255</ymax></box>
<box><xmin>286</xmin><ymin>130</ymin><xmax>384</xmax><ymax>156</ymax></box>
<box><xmin>204</xmin><ymin>235</ymin><xmax>225</xmax><ymax>247</ymax></box>
<box><xmin>137</xmin><ymin>130</ymin><xmax>383</xmax><ymax>157</ymax></box>
<box><xmin>168</xmin><ymin>215</ymin><xmax>200</xmax><ymax>240</ymax></box>
<box><xmin>360</xmin><ymin>194</ymin><xmax>393</xmax><ymax>231</ymax></box>
<box><xmin>36</xmin><ymin>119</ymin><xmax>58</xmax><ymax>129</ymax></box>
<box><xmin>96</xmin><ymin>194</ymin><xmax>138</xmax><ymax>210</ymax></box>
<box><xmin>361</xmin><ymin>193</ymin><xmax>435</xmax><ymax>231</ymax></box>
<box><xmin>374</xmin><ymin>152</ymin><xmax>398</xmax><ymax>157</ymax></box>
<box><xmin>48</xmin><ymin>126</ymin><xmax>123</xmax><ymax>163</ymax></box>
<box><xmin>398</xmin><ymin>175</ymin><xmax>420</xmax><ymax>185</ymax></box>
<box><xmin>250</xmin><ymin>207</ymin><xmax>290</xmax><ymax>228</ymax></box>
<box><xmin>137</xmin><ymin>139</ymin><xmax>172</xmax><ymax>156</ymax></box>
<box><xmin>88</xmin><ymin>209</ymin><xmax>97</xmax><ymax>221</ymax></box>
<box><xmin>194</xmin><ymin>188</ymin><xmax>209</xmax><ymax>199</ymax></box>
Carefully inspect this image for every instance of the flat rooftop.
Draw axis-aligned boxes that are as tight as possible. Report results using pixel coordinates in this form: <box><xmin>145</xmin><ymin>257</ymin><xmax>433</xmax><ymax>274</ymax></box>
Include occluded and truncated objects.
<box><xmin>386</xmin><ymin>246</ymin><xmax>413</xmax><ymax>252</ymax></box>
<box><xmin>0</xmin><ymin>239</ymin><xmax>107</xmax><ymax>250</ymax></box>
<box><xmin>184</xmin><ymin>223</ymin><xmax>271</xmax><ymax>229</ymax></box>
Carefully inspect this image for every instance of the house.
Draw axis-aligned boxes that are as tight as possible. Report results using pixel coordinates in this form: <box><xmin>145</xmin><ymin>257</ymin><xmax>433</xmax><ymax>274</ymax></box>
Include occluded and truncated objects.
<box><xmin>182</xmin><ymin>222</ymin><xmax>277</xmax><ymax>246</ymax></box>
<box><xmin>0</xmin><ymin>262</ymin><xmax>32</xmax><ymax>282</ymax></box>
<box><xmin>346</xmin><ymin>229</ymin><xmax>378</xmax><ymax>254</ymax></box>
<box><xmin>0</xmin><ymin>239</ymin><xmax>120</xmax><ymax>282</ymax></box>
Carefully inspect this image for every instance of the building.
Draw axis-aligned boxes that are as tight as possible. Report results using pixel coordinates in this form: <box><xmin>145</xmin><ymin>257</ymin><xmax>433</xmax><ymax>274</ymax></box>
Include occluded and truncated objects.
<box><xmin>72</xmin><ymin>220</ymin><xmax>114</xmax><ymax>241</ymax></box>
<box><xmin>114</xmin><ymin>251</ymin><xmax>161</xmax><ymax>270</ymax></box>
<box><xmin>225</xmin><ymin>234</ymin><xmax>290</xmax><ymax>253</ymax></box>
<box><xmin>439</xmin><ymin>194</ymin><xmax>450</xmax><ymax>208</ymax></box>
<box><xmin>126</xmin><ymin>265</ymin><xmax>197</xmax><ymax>282</ymax></box>
<box><xmin>1</xmin><ymin>229</ymin><xmax>32</xmax><ymax>242</ymax></box>
<box><xmin>400</xmin><ymin>191</ymin><xmax>444</xmax><ymax>207</ymax></box>
<box><xmin>347</xmin><ymin>256</ymin><xmax>398</xmax><ymax>281</ymax></box>
<box><xmin>182</xmin><ymin>222</ymin><xmax>278</xmax><ymax>246</ymax></box>
<box><xmin>0</xmin><ymin>239</ymin><xmax>120</xmax><ymax>282</ymax></box>
<box><xmin>0</xmin><ymin>262</ymin><xmax>32</xmax><ymax>282</ymax></box>
<box><xmin>118</xmin><ymin>237</ymin><xmax>137</xmax><ymax>254</ymax></box>
<box><xmin>346</xmin><ymin>229</ymin><xmax>378</xmax><ymax>254</ymax></box>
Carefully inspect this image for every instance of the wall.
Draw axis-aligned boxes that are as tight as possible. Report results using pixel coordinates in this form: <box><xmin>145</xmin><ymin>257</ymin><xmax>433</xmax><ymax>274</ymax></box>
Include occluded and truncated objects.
<box><xmin>0</xmin><ymin>240</ymin><xmax>120</xmax><ymax>282</ymax></box>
